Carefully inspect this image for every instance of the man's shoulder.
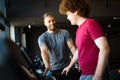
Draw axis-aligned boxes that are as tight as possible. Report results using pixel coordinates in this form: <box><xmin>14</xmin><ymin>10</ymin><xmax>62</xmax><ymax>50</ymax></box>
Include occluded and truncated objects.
<box><xmin>59</xmin><ymin>29</ymin><xmax>68</xmax><ymax>33</ymax></box>
<box><xmin>40</xmin><ymin>31</ymin><xmax>48</xmax><ymax>36</ymax></box>
<box><xmin>38</xmin><ymin>32</ymin><xmax>48</xmax><ymax>39</ymax></box>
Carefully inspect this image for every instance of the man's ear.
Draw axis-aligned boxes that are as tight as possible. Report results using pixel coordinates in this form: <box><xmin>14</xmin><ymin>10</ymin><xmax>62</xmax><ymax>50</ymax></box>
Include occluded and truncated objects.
<box><xmin>44</xmin><ymin>21</ymin><xmax>46</xmax><ymax>26</ymax></box>
<box><xmin>75</xmin><ymin>10</ymin><xmax>78</xmax><ymax>16</ymax></box>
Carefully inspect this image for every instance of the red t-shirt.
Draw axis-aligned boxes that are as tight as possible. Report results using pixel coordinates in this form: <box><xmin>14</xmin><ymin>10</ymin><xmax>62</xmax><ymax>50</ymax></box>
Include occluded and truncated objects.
<box><xmin>76</xmin><ymin>19</ymin><xmax>105</xmax><ymax>75</ymax></box>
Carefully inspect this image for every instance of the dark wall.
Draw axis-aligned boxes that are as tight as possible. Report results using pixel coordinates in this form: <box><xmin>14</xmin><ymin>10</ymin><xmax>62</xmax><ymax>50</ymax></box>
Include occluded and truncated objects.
<box><xmin>7</xmin><ymin>0</ymin><xmax>120</xmax><ymax>26</ymax></box>
<box><xmin>106</xmin><ymin>32</ymin><xmax>120</xmax><ymax>59</ymax></box>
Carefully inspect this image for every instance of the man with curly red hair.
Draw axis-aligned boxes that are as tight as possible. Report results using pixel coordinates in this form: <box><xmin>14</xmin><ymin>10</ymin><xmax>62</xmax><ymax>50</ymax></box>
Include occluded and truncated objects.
<box><xmin>59</xmin><ymin>0</ymin><xmax>110</xmax><ymax>80</ymax></box>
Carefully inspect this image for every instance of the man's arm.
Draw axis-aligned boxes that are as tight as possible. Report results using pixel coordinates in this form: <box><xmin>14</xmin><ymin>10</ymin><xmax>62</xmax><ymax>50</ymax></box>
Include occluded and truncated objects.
<box><xmin>93</xmin><ymin>36</ymin><xmax>110</xmax><ymax>80</ymax></box>
<box><xmin>40</xmin><ymin>45</ymin><xmax>51</xmax><ymax>76</ymax></box>
<box><xmin>61</xmin><ymin>39</ymin><xmax>78</xmax><ymax>75</ymax></box>
<box><xmin>67</xmin><ymin>39</ymin><xmax>77</xmax><ymax>55</ymax></box>
<box><xmin>62</xmin><ymin>48</ymin><xmax>78</xmax><ymax>76</ymax></box>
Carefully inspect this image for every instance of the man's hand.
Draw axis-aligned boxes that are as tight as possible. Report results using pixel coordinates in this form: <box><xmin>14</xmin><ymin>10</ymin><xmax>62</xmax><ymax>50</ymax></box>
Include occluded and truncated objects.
<box><xmin>61</xmin><ymin>66</ymin><xmax>71</xmax><ymax>76</ymax></box>
<box><xmin>43</xmin><ymin>65</ymin><xmax>51</xmax><ymax>76</ymax></box>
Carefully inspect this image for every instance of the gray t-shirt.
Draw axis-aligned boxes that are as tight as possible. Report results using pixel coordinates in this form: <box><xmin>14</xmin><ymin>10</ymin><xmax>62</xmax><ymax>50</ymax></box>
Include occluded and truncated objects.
<box><xmin>38</xmin><ymin>29</ymin><xmax>72</xmax><ymax>70</ymax></box>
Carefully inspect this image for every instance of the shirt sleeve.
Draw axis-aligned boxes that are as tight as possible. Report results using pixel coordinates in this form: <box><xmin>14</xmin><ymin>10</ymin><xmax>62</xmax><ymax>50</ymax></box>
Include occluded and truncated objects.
<box><xmin>38</xmin><ymin>33</ymin><xmax>47</xmax><ymax>47</ymax></box>
<box><xmin>63</xmin><ymin>30</ymin><xmax>72</xmax><ymax>42</ymax></box>
<box><xmin>87</xmin><ymin>19</ymin><xmax>105</xmax><ymax>40</ymax></box>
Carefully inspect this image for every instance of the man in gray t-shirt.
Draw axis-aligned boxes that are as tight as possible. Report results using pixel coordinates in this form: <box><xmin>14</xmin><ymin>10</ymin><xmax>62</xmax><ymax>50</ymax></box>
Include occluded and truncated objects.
<box><xmin>38</xmin><ymin>12</ymin><xmax>77</xmax><ymax>80</ymax></box>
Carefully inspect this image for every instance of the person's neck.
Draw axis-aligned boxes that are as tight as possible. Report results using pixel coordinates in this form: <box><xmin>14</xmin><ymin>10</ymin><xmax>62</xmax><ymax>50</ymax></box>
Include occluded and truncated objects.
<box><xmin>77</xmin><ymin>17</ymin><xmax>87</xmax><ymax>27</ymax></box>
<box><xmin>47</xmin><ymin>29</ymin><xmax>57</xmax><ymax>34</ymax></box>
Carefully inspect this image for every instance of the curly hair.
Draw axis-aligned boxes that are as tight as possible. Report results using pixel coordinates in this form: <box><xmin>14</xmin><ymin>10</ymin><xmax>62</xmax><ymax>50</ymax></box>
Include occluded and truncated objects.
<box><xmin>59</xmin><ymin>0</ymin><xmax>90</xmax><ymax>18</ymax></box>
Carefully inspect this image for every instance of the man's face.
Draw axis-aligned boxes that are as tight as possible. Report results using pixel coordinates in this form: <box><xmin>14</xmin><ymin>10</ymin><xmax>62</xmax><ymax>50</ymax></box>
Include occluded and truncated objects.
<box><xmin>44</xmin><ymin>16</ymin><xmax>56</xmax><ymax>30</ymax></box>
<box><xmin>66</xmin><ymin>11</ymin><xmax>77</xmax><ymax>25</ymax></box>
